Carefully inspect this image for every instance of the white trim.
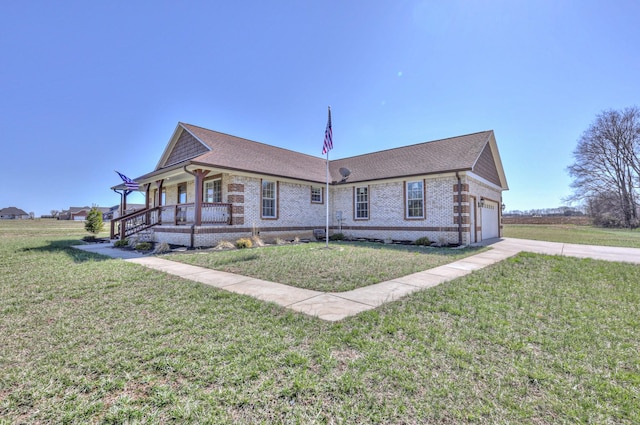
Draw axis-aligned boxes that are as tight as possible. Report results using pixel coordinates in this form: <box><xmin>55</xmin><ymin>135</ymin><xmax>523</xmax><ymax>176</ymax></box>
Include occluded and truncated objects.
<box><xmin>311</xmin><ymin>186</ymin><xmax>323</xmax><ymax>203</ymax></box>
<box><xmin>354</xmin><ymin>186</ymin><xmax>369</xmax><ymax>219</ymax></box>
<box><xmin>405</xmin><ymin>180</ymin><xmax>425</xmax><ymax>219</ymax></box>
<box><xmin>466</xmin><ymin>171</ymin><xmax>504</xmax><ymax>192</ymax></box>
<box><xmin>261</xmin><ymin>180</ymin><xmax>277</xmax><ymax>218</ymax></box>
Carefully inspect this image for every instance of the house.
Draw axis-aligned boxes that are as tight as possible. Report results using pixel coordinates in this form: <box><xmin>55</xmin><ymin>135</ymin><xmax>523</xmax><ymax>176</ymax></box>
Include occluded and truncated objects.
<box><xmin>59</xmin><ymin>206</ymin><xmax>111</xmax><ymax>221</ymax></box>
<box><xmin>106</xmin><ymin>204</ymin><xmax>145</xmax><ymax>221</ymax></box>
<box><xmin>110</xmin><ymin>122</ymin><xmax>508</xmax><ymax>247</ymax></box>
<box><xmin>0</xmin><ymin>207</ymin><xmax>30</xmax><ymax>219</ymax></box>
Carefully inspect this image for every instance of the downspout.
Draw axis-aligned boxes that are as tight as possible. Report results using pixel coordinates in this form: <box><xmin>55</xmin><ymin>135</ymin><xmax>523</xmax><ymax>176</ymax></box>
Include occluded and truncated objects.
<box><xmin>113</xmin><ymin>189</ymin><xmax>125</xmax><ymax>215</ymax></box>
<box><xmin>184</xmin><ymin>166</ymin><xmax>197</xmax><ymax>249</ymax></box>
<box><xmin>456</xmin><ymin>172</ymin><xmax>462</xmax><ymax>246</ymax></box>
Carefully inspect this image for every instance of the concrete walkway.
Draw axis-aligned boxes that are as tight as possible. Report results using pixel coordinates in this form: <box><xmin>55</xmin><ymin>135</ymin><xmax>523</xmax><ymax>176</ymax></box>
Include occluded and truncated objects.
<box><xmin>73</xmin><ymin>238</ymin><xmax>640</xmax><ymax>321</ymax></box>
<box><xmin>72</xmin><ymin>241</ymin><xmax>148</xmax><ymax>259</ymax></box>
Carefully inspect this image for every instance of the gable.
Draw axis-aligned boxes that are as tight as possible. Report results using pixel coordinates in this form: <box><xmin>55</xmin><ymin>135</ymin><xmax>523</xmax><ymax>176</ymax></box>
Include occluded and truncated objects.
<box><xmin>161</xmin><ymin>128</ymin><xmax>210</xmax><ymax>168</ymax></box>
<box><xmin>472</xmin><ymin>142</ymin><xmax>502</xmax><ymax>187</ymax></box>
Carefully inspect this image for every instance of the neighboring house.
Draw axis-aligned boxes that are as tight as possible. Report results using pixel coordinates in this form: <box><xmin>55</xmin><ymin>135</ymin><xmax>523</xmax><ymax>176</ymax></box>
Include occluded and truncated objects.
<box><xmin>99</xmin><ymin>204</ymin><xmax>146</xmax><ymax>221</ymax></box>
<box><xmin>59</xmin><ymin>206</ymin><xmax>111</xmax><ymax>221</ymax></box>
<box><xmin>111</xmin><ymin>122</ymin><xmax>508</xmax><ymax>247</ymax></box>
<box><xmin>0</xmin><ymin>207</ymin><xmax>30</xmax><ymax>219</ymax></box>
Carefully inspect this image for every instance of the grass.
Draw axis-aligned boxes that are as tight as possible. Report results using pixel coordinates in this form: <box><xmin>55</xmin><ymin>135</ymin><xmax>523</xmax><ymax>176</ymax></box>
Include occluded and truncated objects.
<box><xmin>167</xmin><ymin>242</ymin><xmax>485</xmax><ymax>292</ymax></box>
<box><xmin>504</xmin><ymin>223</ymin><xmax>640</xmax><ymax>248</ymax></box>
<box><xmin>1</xmin><ymin>220</ymin><xmax>639</xmax><ymax>423</ymax></box>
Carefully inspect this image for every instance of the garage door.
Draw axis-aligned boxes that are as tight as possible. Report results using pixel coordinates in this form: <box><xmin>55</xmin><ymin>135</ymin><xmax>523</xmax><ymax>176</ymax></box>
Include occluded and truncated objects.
<box><xmin>481</xmin><ymin>200</ymin><xmax>499</xmax><ymax>240</ymax></box>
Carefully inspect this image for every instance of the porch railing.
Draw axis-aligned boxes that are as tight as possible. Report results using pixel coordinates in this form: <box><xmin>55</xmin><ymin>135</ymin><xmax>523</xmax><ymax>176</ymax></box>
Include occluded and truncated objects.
<box><xmin>110</xmin><ymin>207</ymin><xmax>161</xmax><ymax>240</ymax></box>
<box><xmin>158</xmin><ymin>203</ymin><xmax>232</xmax><ymax>225</ymax></box>
<box><xmin>110</xmin><ymin>203</ymin><xmax>232</xmax><ymax>239</ymax></box>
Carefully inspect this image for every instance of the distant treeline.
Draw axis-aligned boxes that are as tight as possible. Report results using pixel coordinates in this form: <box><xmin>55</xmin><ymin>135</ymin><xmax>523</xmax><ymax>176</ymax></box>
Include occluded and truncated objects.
<box><xmin>503</xmin><ymin>207</ymin><xmax>585</xmax><ymax>217</ymax></box>
<box><xmin>503</xmin><ymin>216</ymin><xmax>592</xmax><ymax>225</ymax></box>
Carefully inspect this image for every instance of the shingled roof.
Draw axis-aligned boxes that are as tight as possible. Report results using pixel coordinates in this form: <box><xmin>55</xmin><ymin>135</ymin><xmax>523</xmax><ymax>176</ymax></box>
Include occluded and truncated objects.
<box><xmin>329</xmin><ymin>131</ymin><xmax>498</xmax><ymax>184</ymax></box>
<box><xmin>0</xmin><ymin>207</ymin><xmax>28</xmax><ymax>216</ymax></box>
<box><xmin>180</xmin><ymin>123</ymin><xmax>327</xmax><ymax>182</ymax></box>
<box><xmin>128</xmin><ymin>123</ymin><xmax>507</xmax><ymax>189</ymax></box>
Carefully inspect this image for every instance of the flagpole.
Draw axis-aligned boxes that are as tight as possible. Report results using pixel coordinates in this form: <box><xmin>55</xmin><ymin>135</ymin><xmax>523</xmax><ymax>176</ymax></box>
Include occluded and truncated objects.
<box><xmin>322</xmin><ymin>105</ymin><xmax>332</xmax><ymax>249</ymax></box>
<box><xmin>325</xmin><ymin>150</ymin><xmax>329</xmax><ymax>248</ymax></box>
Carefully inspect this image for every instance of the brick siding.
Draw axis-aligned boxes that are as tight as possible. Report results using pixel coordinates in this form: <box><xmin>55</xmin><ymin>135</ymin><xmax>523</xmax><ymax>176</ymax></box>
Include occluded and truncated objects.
<box><xmin>151</xmin><ymin>171</ymin><xmax>503</xmax><ymax>247</ymax></box>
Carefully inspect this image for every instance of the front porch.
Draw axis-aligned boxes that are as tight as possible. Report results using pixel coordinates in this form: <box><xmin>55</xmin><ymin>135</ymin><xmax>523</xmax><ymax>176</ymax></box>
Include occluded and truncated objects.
<box><xmin>110</xmin><ymin>202</ymin><xmax>233</xmax><ymax>241</ymax></box>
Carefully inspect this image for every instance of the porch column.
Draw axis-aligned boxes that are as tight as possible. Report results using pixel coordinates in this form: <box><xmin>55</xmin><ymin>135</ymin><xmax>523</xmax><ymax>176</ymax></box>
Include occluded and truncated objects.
<box><xmin>155</xmin><ymin>180</ymin><xmax>164</xmax><ymax>206</ymax></box>
<box><xmin>185</xmin><ymin>168</ymin><xmax>210</xmax><ymax>226</ymax></box>
<box><xmin>144</xmin><ymin>183</ymin><xmax>151</xmax><ymax>209</ymax></box>
<box><xmin>121</xmin><ymin>192</ymin><xmax>127</xmax><ymax>216</ymax></box>
<box><xmin>155</xmin><ymin>180</ymin><xmax>164</xmax><ymax>224</ymax></box>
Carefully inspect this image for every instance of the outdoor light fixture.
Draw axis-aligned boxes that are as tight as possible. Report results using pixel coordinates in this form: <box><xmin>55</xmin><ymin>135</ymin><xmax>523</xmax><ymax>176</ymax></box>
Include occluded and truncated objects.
<box><xmin>479</xmin><ymin>198</ymin><xmax>485</xmax><ymax>208</ymax></box>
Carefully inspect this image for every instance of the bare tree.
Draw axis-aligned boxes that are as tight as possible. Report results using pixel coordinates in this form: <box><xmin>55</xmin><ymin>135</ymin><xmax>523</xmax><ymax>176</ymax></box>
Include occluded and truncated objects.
<box><xmin>567</xmin><ymin>106</ymin><xmax>640</xmax><ymax>228</ymax></box>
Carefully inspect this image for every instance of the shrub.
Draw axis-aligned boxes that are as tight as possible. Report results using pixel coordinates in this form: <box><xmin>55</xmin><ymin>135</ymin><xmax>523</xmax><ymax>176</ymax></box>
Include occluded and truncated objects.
<box><xmin>215</xmin><ymin>240</ymin><xmax>236</xmax><ymax>250</ymax></box>
<box><xmin>114</xmin><ymin>239</ymin><xmax>129</xmax><ymax>248</ymax></box>
<box><xmin>153</xmin><ymin>241</ymin><xmax>170</xmax><ymax>254</ymax></box>
<box><xmin>251</xmin><ymin>235</ymin><xmax>265</xmax><ymax>247</ymax></box>
<box><xmin>414</xmin><ymin>236</ymin><xmax>431</xmax><ymax>246</ymax></box>
<box><xmin>135</xmin><ymin>242</ymin><xmax>153</xmax><ymax>251</ymax></box>
<box><xmin>84</xmin><ymin>207</ymin><xmax>104</xmax><ymax>235</ymax></box>
<box><xmin>329</xmin><ymin>233</ymin><xmax>344</xmax><ymax>241</ymax></box>
<box><xmin>127</xmin><ymin>236</ymin><xmax>142</xmax><ymax>248</ymax></box>
<box><xmin>275</xmin><ymin>238</ymin><xmax>288</xmax><ymax>245</ymax></box>
<box><xmin>235</xmin><ymin>238</ymin><xmax>253</xmax><ymax>249</ymax></box>
<box><xmin>593</xmin><ymin>213</ymin><xmax>624</xmax><ymax>228</ymax></box>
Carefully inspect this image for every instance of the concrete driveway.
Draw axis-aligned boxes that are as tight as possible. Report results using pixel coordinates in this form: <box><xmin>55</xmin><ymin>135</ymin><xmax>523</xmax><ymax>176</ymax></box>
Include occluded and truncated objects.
<box><xmin>484</xmin><ymin>237</ymin><xmax>640</xmax><ymax>264</ymax></box>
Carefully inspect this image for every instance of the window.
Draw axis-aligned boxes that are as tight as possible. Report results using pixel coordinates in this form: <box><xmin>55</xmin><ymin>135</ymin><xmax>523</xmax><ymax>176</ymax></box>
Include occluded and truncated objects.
<box><xmin>355</xmin><ymin>186</ymin><xmax>369</xmax><ymax>219</ymax></box>
<box><xmin>177</xmin><ymin>183</ymin><xmax>187</xmax><ymax>204</ymax></box>
<box><xmin>311</xmin><ymin>187</ymin><xmax>323</xmax><ymax>203</ymax></box>
<box><xmin>261</xmin><ymin>180</ymin><xmax>277</xmax><ymax>218</ymax></box>
<box><xmin>153</xmin><ymin>188</ymin><xmax>166</xmax><ymax>206</ymax></box>
<box><xmin>203</xmin><ymin>179</ymin><xmax>222</xmax><ymax>203</ymax></box>
<box><xmin>406</xmin><ymin>180</ymin><xmax>424</xmax><ymax>218</ymax></box>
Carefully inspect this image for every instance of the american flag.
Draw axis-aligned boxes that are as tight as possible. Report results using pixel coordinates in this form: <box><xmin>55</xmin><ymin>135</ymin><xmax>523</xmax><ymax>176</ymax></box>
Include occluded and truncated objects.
<box><xmin>322</xmin><ymin>106</ymin><xmax>333</xmax><ymax>155</ymax></box>
<box><xmin>115</xmin><ymin>170</ymin><xmax>140</xmax><ymax>190</ymax></box>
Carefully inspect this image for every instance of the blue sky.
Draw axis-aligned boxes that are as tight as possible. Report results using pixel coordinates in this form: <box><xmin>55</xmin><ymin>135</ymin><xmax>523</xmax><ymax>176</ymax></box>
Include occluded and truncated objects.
<box><xmin>1</xmin><ymin>0</ymin><xmax>639</xmax><ymax>216</ymax></box>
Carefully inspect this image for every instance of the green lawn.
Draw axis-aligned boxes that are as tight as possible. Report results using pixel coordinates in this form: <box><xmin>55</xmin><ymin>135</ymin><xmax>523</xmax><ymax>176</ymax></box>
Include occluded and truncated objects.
<box><xmin>1</xmin><ymin>220</ymin><xmax>639</xmax><ymax>423</ymax></box>
<box><xmin>167</xmin><ymin>242</ymin><xmax>484</xmax><ymax>292</ymax></box>
<box><xmin>504</xmin><ymin>223</ymin><xmax>640</xmax><ymax>248</ymax></box>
